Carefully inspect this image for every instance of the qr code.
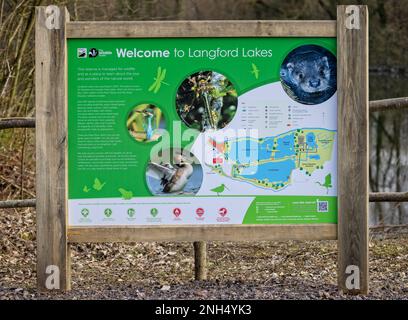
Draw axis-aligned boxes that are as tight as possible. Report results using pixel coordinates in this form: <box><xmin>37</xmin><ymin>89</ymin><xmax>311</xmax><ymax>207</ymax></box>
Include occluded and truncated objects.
<box><xmin>317</xmin><ymin>201</ymin><xmax>329</xmax><ymax>212</ymax></box>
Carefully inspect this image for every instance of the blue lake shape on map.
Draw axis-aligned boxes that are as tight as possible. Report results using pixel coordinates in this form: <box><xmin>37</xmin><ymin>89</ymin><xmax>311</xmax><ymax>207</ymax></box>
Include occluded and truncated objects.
<box><xmin>227</xmin><ymin>139</ymin><xmax>259</xmax><ymax>164</ymax></box>
<box><xmin>309</xmin><ymin>154</ymin><xmax>320</xmax><ymax>160</ymax></box>
<box><xmin>306</xmin><ymin>132</ymin><xmax>317</xmax><ymax>149</ymax></box>
<box><xmin>274</xmin><ymin>133</ymin><xmax>295</xmax><ymax>159</ymax></box>
<box><xmin>258</xmin><ymin>137</ymin><xmax>274</xmax><ymax>161</ymax></box>
<box><xmin>239</xmin><ymin>159</ymin><xmax>296</xmax><ymax>182</ymax></box>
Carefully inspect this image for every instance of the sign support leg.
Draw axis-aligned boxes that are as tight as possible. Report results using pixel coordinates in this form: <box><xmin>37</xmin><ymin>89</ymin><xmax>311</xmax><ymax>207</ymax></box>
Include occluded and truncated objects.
<box><xmin>35</xmin><ymin>6</ymin><xmax>71</xmax><ymax>291</ymax></box>
<box><xmin>337</xmin><ymin>5</ymin><xmax>369</xmax><ymax>294</ymax></box>
<box><xmin>194</xmin><ymin>241</ymin><xmax>207</xmax><ymax>280</ymax></box>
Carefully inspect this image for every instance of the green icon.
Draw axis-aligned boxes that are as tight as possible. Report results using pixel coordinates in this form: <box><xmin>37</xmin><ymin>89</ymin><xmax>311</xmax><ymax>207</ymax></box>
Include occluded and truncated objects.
<box><xmin>104</xmin><ymin>208</ymin><xmax>113</xmax><ymax>217</ymax></box>
<box><xmin>251</xmin><ymin>63</ymin><xmax>260</xmax><ymax>79</ymax></box>
<box><xmin>150</xmin><ymin>208</ymin><xmax>158</xmax><ymax>217</ymax></box>
<box><xmin>81</xmin><ymin>208</ymin><xmax>89</xmax><ymax>217</ymax></box>
<box><xmin>210</xmin><ymin>183</ymin><xmax>229</xmax><ymax>196</ymax></box>
<box><xmin>127</xmin><ymin>208</ymin><xmax>135</xmax><ymax>217</ymax></box>
<box><xmin>316</xmin><ymin>174</ymin><xmax>332</xmax><ymax>194</ymax></box>
<box><xmin>93</xmin><ymin>178</ymin><xmax>106</xmax><ymax>191</ymax></box>
<box><xmin>148</xmin><ymin>66</ymin><xmax>169</xmax><ymax>93</ymax></box>
<box><xmin>119</xmin><ymin>188</ymin><xmax>133</xmax><ymax>200</ymax></box>
<box><xmin>83</xmin><ymin>185</ymin><xmax>90</xmax><ymax>193</ymax></box>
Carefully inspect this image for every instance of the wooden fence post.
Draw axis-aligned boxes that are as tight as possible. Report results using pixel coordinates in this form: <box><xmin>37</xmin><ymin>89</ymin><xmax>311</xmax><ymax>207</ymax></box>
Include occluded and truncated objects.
<box><xmin>35</xmin><ymin>6</ymin><xmax>70</xmax><ymax>291</ymax></box>
<box><xmin>193</xmin><ymin>241</ymin><xmax>207</xmax><ymax>280</ymax></box>
<box><xmin>337</xmin><ymin>5</ymin><xmax>369</xmax><ymax>294</ymax></box>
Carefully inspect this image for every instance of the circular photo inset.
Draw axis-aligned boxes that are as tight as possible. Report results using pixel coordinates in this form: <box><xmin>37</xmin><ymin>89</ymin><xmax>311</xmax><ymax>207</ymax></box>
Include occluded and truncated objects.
<box><xmin>176</xmin><ymin>71</ymin><xmax>238</xmax><ymax>132</ymax></box>
<box><xmin>146</xmin><ymin>148</ymin><xmax>203</xmax><ymax>196</ymax></box>
<box><xmin>280</xmin><ymin>45</ymin><xmax>337</xmax><ymax>105</ymax></box>
<box><xmin>127</xmin><ymin>104</ymin><xmax>166</xmax><ymax>143</ymax></box>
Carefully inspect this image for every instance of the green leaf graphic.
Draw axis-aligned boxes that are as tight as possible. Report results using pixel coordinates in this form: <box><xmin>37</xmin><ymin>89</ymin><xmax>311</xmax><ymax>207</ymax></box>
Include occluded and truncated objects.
<box><xmin>83</xmin><ymin>185</ymin><xmax>90</xmax><ymax>193</ymax></box>
<box><xmin>118</xmin><ymin>188</ymin><xmax>133</xmax><ymax>200</ymax></box>
<box><xmin>93</xmin><ymin>178</ymin><xmax>106</xmax><ymax>191</ymax></box>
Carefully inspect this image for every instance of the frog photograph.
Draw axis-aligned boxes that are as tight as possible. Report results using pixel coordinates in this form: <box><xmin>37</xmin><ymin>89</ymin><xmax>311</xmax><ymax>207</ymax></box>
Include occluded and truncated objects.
<box><xmin>127</xmin><ymin>104</ymin><xmax>166</xmax><ymax>143</ymax></box>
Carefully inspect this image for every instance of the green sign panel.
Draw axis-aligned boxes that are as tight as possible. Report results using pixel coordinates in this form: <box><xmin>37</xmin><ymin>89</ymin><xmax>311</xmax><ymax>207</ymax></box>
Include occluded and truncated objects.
<box><xmin>67</xmin><ymin>37</ymin><xmax>337</xmax><ymax>226</ymax></box>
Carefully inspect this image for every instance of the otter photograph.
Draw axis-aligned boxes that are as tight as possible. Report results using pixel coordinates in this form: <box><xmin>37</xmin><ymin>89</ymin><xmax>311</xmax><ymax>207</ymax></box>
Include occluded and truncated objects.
<box><xmin>146</xmin><ymin>148</ymin><xmax>203</xmax><ymax>196</ymax></box>
<box><xmin>280</xmin><ymin>44</ymin><xmax>337</xmax><ymax>105</ymax></box>
<box><xmin>176</xmin><ymin>71</ymin><xmax>238</xmax><ymax>132</ymax></box>
<box><xmin>127</xmin><ymin>104</ymin><xmax>166</xmax><ymax>143</ymax></box>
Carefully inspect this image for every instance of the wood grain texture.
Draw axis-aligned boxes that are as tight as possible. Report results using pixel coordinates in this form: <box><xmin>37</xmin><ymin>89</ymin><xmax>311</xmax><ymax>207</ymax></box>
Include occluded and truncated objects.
<box><xmin>193</xmin><ymin>241</ymin><xmax>207</xmax><ymax>280</ymax></box>
<box><xmin>35</xmin><ymin>6</ymin><xmax>70</xmax><ymax>291</ymax></box>
<box><xmin>337</xmin><ymin>5</ymin><xmax>369</xmax><ymax>294</ymax></box>
<box><xmin>370</xmin><ymin>97</ymin><xmax>408</xmax><ymax>112</ymax></box>
<box><xmin>66</xmin><ymin>20</ymin><xmax>336</xmax><ymax>38</ymax></box>
<box><xmin>68</xmin><ymin>224</ymin><xmax>337</xmax><ymax>242</ymax></box>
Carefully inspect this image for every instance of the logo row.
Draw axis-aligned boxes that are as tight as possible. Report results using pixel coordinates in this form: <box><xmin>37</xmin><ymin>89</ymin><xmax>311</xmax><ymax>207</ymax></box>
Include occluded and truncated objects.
<box><xmin>80</xmin><ymin>207</ymin><xmax>228</xmax><ymax>219</ymax></box>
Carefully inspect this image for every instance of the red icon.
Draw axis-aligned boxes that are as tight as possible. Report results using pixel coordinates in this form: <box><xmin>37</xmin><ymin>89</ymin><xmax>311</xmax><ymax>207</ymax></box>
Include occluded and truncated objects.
<box><xmin>196</xmin><ymin>208</ymin><xmax>204</xmax><ymax>217</ymax></box>
<box><xmin>173</xmin><ymin>208</ymin><xmax>181</xmax><ymax>217</ymax></box>
<box><xmin>219</xmin><ymin>208</ymin><xmax>228</xmax><ymax>217</ymax></box>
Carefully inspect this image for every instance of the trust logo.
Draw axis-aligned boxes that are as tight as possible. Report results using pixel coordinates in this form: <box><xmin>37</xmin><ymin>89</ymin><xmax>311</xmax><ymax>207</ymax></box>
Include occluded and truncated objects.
<box><xmin>77</xmin><ymin>48</ymin><xmax>87</xmax><ymax>58</ymax></box>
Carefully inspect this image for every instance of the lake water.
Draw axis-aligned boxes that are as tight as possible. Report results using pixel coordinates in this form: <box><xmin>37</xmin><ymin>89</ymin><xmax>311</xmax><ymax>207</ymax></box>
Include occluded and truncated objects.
<box><xmin>240</xmin><ymin>159</ymin><xmax>295</xmax><ymax>183</ymax></box>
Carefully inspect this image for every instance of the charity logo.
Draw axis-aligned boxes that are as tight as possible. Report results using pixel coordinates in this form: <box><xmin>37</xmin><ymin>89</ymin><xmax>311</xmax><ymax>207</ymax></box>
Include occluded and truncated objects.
<box><xmin>89</xmin><ymin>48</ymin><xmax>99</xmax><ymax>58</ymax></box>
<box><xmin>196</xmin><ymin>208</ymin><xmax>204</xmax><ymax>217</ymax></box>
<box><xmin>173</xmin><ymin>208</ymin><xmax>181</xmax><ymax>217</ymax></box>
<box><xmin>81</xmin><ymin>208</ymin><xmax>89</xmax><ymax>217</ymax></box>
<box><xmin>104</xmin><ymin>208</ymin><xmax>113</xmax><ymax>218</ymax></box>
<box><xmin>77</xmin><ymin>48</ymin><xmax>87</xmax><ymax>58</ymax></box>
<box><xmin>150</xmin><ymin>208</ymin><xmax>159</xmax><ymax>217</ymax></box>
<box><xmin>127</xmin><ymin>208</ymin><xmax>135</xmax><ymax>217</ymax></box>
<box><xmin>219</xmin><ymin>207</ymin><xmax>228</xmax><ymax>217</ymax></box>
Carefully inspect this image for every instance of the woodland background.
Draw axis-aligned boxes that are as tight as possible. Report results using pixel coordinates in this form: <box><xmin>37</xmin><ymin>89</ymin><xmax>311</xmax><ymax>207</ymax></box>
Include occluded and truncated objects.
<box><xmin>0</xmin><ymin>0</ymin><xmax>407</xmax><ymax>226</ymax></box>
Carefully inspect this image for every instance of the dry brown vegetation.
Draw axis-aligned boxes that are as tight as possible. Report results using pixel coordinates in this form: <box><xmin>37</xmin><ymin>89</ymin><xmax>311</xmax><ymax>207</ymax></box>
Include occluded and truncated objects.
<box><xmin>1</xmin><ymin>202</ymin><xmax>407</xmax><ymax>299</ymax></box>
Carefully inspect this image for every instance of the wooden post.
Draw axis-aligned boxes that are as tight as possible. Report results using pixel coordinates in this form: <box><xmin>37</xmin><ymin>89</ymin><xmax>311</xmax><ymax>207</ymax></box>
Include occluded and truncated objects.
<box><xmin>35</xmin><ymin>6</ymin><xmax>70</xmax><ymax>291</ymax></box>
<box><xmin>193</xmin><ymin>241</ymin><xmax>207</xmax><ymax>280</ymax></box>
<box><xmin>337</xmin><ymin>5</ymin><xmax>369</xmax><ymax>294</ymax></box>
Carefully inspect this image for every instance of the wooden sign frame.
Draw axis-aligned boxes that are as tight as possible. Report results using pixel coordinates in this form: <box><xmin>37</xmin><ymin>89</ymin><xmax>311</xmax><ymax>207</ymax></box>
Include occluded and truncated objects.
<box><xmin>35</xmin><ymin>5</ymin><xmax>368</xmax><ymax>293</ymax></box>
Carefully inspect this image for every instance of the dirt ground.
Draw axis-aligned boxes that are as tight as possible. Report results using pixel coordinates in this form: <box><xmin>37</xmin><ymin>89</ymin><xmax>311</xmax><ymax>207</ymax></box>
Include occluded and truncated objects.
<box><xmin>0</xmin><ymin>206</ymin><xmax>407</xmax><ymax>300</ymax></box>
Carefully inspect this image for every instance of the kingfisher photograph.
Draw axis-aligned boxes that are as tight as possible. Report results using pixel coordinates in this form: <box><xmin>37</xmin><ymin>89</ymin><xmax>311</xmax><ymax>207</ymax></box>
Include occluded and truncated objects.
<box><xmin>127</xmin><ymin>103</ymin><xmax>166</xmax><ymax>143</ymax></box>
